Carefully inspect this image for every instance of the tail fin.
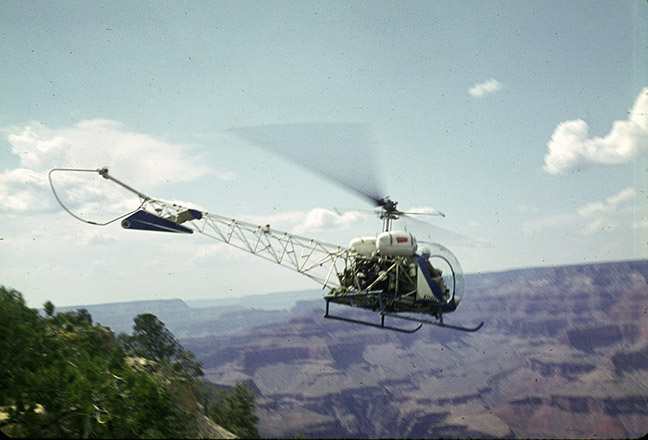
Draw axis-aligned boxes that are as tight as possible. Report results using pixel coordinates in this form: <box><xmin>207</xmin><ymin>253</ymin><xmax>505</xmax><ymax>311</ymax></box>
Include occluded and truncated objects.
<box><xmin>121</xmin><ymin>210</ymin><xmax>193</xmax><ymax>234</ymax></box>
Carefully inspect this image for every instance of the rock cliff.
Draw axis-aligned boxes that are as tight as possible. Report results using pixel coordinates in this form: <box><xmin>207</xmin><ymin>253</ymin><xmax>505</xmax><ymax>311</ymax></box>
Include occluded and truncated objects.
<box><xmin>183</xmin><ymin>260</ymin><xmax>648</xmax><ymax>438</ymax></box>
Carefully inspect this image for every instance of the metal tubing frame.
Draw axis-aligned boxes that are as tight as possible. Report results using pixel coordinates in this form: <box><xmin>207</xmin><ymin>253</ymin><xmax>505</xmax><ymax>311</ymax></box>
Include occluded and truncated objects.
<box><xmin>324</xmin><ymin>299</ymin><xmax>423</xmax><ymax>333</ymax></box>
<box><xmin>48</xmin><ymin>168</ymin><xmax>146</xmax><ymax>226</ymax></box>
<box><xmin>182</xmin><ymin>210</ymin><xmax>350</xmax><ymax>287</ymax></box>
<box><xmin>49</xmin><ymin>167</ymin><xmax>351</xmax><ymax>288</ymax></box>
<box><xmin>324</xmin><ymin>291</ymin><xmax>483</xmax><ymax>333</ymax></box>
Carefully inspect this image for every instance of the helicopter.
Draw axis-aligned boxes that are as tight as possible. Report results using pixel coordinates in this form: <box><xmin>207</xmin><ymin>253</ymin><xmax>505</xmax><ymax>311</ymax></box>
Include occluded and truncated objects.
<box><xmin>48</xmin><ymin>124</ymin><xmax>483</xmax><ymax>333</ymax></box>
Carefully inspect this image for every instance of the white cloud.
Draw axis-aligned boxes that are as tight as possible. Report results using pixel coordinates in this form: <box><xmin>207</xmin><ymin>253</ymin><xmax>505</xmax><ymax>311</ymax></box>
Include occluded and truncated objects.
<box><xmin>239</xmin><ymin>208</ymin><xmax>369</xmax><ymax>237</ymax></box>
<box><xmin>0</xmin><ymin>168</ymin><xmax>54</xmax><ymax>213</ymax></box>
<box><xmin>7</xmin><ymin>119</ymin><xmax>209</xmax><ymax>183</ymax></box>
<box><xmin>605</xmin><ymin>187</ymin><xmax>637</xmax><ymax>206</ymax></box>
<box><xmin>577</xmin><ymin>187</ymin><xmax>637</xmax><ymax>236</ymax></box>
<box><xmin>468</xmin><ymin>78</ymin><xmax>504</xmax><ymax>98</ymax></box>
<box><xmin>544</xmin><ymin>87</ymin><xmax>648</xmax><ymax>174</ymax></box>
<box><xmin>293</xmin><ymin>208</ymin><xmax>367</xmax><ymax>235</ymax></box>
<box><xmin>0</xmin><ymin>120</ymin><xmax>211</xmax><ymax>215</ymax></box>
<box><xmin>577</xmin><ymin>187</ymin><xmax>636</xmax><ymax>217</ymax></box>
<box><xmin>582</xmin><ymin>217</ymin><xmax>618</xmax><ymax>236</ymax></box>
<box><xmin>522</xmin><ymin>187</ymin><xmax>640</xmax><ymax>236</ymax></box>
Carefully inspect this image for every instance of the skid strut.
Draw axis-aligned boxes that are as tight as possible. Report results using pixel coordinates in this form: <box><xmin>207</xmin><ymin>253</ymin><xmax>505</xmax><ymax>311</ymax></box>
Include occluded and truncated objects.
<box><xmin>324</xmin><ymin>296</ymin><xmax>484</xmax><ymax>333</ymax></box>
<box><xmin>324</xmin><ymin>300</ymin><xmax>422</xmax><ymax>333</ymax></box>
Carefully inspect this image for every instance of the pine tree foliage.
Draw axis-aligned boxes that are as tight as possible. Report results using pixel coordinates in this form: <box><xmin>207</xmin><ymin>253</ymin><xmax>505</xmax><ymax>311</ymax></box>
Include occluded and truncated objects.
<box><xmin>202</xmin><ymin>382</ymin><xmax>261</xmax><ymax>439</ymax></box>
<box><xmin>0</xmin><ymin>286</ymin><xmax>259</xmax><ymax>439</ymax></box>
<box><xmin>120</xmin><ymin>313</ymin><xmax>204</xmax><ymax>379</ymax></box>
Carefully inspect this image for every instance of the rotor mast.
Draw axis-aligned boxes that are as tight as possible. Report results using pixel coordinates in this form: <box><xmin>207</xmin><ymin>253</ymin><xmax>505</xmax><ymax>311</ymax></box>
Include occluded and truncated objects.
<box><xmin>377</xmin><ymin>197</ymin><xmax>400</xmax><ymax>232</ymax></box>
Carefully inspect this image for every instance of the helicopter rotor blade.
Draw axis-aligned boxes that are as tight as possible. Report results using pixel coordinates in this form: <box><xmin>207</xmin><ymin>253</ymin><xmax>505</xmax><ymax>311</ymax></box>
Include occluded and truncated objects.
<box><xmin>229</xmin><ymin>123</ymin><xmax>387</xmax><ymax>207</ymax></box>
<box><xmin>416</xmin><ymin>228</ymin><xmax>493</xmax><ymax>249</ymax></box>
<box><xmin>332</xmin><ymin>207</ymin><xmax>447</xmax><ymax>223</ymax></box>
<box><xmin>396</xmin><ymin>210</ymin><xmax>446</xmax><ymax>218</ymax></box>
<box><xmin>403</xmin><ymin>215</ymin><xmax>491</xmax><ymax>248</ymax></box>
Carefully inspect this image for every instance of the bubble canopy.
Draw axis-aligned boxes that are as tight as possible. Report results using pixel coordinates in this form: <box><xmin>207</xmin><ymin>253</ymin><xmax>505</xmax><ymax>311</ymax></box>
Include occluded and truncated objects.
<box><xmin>419</xmin><ymin>242</ymin><xmax>465</xmax><ymax>304</ymax></box>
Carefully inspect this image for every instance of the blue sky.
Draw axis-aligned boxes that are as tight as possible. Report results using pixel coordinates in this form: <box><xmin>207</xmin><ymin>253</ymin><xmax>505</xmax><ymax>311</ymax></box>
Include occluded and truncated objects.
<box><xmin>1</xmin><ymin>0</ymin><xmax>646</xmax><ymax>307</ymax></box>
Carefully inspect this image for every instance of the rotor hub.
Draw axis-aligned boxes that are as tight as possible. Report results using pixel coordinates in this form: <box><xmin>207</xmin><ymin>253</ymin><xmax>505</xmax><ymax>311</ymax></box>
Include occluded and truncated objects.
<box><xmin>378</xmin><ymin>198</ymin><xmax>401</xmax><ymax>218</ymax></box>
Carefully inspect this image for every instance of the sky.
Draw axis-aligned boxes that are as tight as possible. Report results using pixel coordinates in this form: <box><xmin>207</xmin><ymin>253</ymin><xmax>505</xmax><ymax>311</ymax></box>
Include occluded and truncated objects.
<box><xmin>1</xmin><ymin>0</ymin><xmax>647</xmax><ymax>308</ymax></box>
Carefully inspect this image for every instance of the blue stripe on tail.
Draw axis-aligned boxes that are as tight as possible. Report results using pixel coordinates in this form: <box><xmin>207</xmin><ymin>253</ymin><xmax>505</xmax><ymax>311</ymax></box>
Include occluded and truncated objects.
<box><xmin>121</xmin><ymin>210</ymin><xmax>193</xmax><ymax>234</ymax></box>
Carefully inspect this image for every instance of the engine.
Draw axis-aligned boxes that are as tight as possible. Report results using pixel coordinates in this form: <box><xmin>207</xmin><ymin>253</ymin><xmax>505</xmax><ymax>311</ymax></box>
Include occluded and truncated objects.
<box><xmin>343</xmin><ymin>234</ymin><xmax>463</xmax><ymax>306</ymax></box>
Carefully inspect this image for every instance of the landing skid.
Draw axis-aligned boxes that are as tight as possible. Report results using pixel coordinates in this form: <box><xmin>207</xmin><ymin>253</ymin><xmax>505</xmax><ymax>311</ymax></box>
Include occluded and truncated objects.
<box><xmin>324</xmin><ymin>301</ymin><xmax>422</xmax><ymax>333</ymax></box>
<box><xmin>323</xmin><ymin>299</ymin><xmax>484</xmax><ymax>333</ymax></box>
<box><xmin>383</xmin><ymin>311</ymin><xmax>484</xmax><ymax>332</ymax></box>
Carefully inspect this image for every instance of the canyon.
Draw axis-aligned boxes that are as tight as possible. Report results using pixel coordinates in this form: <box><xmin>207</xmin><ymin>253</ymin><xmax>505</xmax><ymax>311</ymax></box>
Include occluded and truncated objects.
<box><xmin>183</xmin><ymin>260</ymin><xmax>648</xmax><ymax>438</ymax></box>
<box><xmin>60</xmin><ymin>260</ymin><xmax>648</xmax><ymax>438</ymax></box>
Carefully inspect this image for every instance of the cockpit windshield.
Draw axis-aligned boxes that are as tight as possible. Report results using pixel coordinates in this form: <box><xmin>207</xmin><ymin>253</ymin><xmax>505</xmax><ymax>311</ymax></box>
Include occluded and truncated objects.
<box><xmin>418</xmin><ymin>242</ymin><xmax>464</xmax><ymax>303</ymax></box>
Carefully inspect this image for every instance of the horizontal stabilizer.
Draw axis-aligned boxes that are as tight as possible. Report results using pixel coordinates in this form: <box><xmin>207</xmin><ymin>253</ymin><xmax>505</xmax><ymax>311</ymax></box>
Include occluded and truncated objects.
<box><xmin>121</xmin><ymin>210</ymin><xmax>193</xmax><ymax>234</ymax></box>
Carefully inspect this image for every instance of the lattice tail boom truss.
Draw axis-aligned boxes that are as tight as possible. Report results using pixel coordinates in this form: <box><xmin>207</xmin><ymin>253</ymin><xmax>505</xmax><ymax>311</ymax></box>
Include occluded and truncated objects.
<box><xmin>142</xmin><ymin>199</ymin><xmax>350</xmax><ymax>289</ymax></box>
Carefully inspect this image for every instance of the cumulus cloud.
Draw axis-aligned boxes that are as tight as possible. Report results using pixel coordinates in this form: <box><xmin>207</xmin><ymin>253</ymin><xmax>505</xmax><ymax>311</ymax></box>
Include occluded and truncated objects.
<box><xmin>0</xmin><ymin>168</ymin><xmax>53</xmax><ymax>213</ymax></box>
<box><xmin>292</xmin><ymin>208</ymin><xmax>368</xmax><ymax>235</ymax></box>
<box><xmin>577</xmin><ymin>187</ymin><xmax>637</xmax><ymax>235</ymax></box>
<box><xmin>468</xmin><ymin>78</ymin><xmax>504</xmax><ymax>98</ymax></box>
<box><xmin>522</xmin><ymin>187</ymin><xmax>639</xmax><ymax>236</ymax></box>
<box><xmin>544</xmin><ymin>87</ymin><xmax>648</xmax><ymax>174</ymax></box>
<box><xmin>240</xmin><ymin>208</ymin><xmax>368</xmax><ymax>236</ymax></box>
<box><xmin>7</xmin><ymin>119</ymin><xmax>209</xmax><ymax>182</ymax></box>
<box><xmin>0</xmin><ymin>120</ymin><xmax>210</xmax><ymax>215</ymax></box>
<box><xmin>230</xmin><ymin>207</ymin><xmax>372</xmax><ymax>247</ymax></box>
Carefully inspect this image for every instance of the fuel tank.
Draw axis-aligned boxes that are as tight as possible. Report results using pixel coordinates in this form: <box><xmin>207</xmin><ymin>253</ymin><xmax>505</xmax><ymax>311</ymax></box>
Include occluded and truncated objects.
<box><xmin>349</xmin><ymin>236</ymin><xmax>377</xmax><ymax>256</ymax></box>
<box><xmin>376</xmin><ymin>231</ymin><xmax>417</xmax><ymax>256</ymax></box>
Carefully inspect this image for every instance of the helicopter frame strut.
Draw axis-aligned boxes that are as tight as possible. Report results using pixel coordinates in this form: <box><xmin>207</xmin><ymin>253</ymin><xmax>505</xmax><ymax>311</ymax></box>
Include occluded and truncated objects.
<box><xmin>324</xmin><ymin>297</ymin><xmax>422</xmax><ymax>333</ymax></box>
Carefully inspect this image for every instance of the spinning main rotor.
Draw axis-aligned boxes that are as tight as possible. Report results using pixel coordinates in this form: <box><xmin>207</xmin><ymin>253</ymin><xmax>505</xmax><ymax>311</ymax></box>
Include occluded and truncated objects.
<box><xmin>229</xmin><ymin>123</ymin><xmax>445</xmax><ymax>233</ymax></box>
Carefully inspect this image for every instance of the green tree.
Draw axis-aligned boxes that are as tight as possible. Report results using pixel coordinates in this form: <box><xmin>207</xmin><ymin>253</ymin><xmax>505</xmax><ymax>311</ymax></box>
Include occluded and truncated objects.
<box><xmin>206</xmin><ymin>382</ymin><xmax>260</xmax><ymax>438</ymax></box>
<box><xmin>1</xmin><ymin>290</ymin><xmax>256</xmax><ymax>439</ymax></box>
<box><xmin>74</xmin><ymin>308</ymin><xmax>93</xmax><ymax>325</ymax></box>
<box><xmin>1</xmin><ymin>290</ymin><xmax>200</xmax><ymax>438</ymax></box>
<box><xmin>0</xmin><ymin>287</ymin><xmax>45</xmax><ymax>408</ymax></box>
<box><xmin>173</xmin><ymin>345</ymin><xmax>204</xmax><ymax>379</ymax></box>
<box><xmin>43</xmin><ymin>300</ymin><xmax>55</xmax><ymax>317</ymax></box>
<box><xmin>121</xmin><ymin>313</ymin><xmax>203</xmax><ymax>379</ymax></box>
<box><xmin>129</xmin><ymin>313</ymin><xmax>179</xmax><ymax>361</ymax></box>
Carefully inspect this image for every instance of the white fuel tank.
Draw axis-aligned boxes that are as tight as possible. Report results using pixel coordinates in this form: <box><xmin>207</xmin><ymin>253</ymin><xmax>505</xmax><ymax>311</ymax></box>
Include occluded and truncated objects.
<box><xmin>349</xmin><ymin>236</ymin><xmax>377</xmax><ymax>256</ymax></box>
<box><xmin>376</xmin><ymin>231</ymin><xmax>417</xmax><ymax>256</ymax></box>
